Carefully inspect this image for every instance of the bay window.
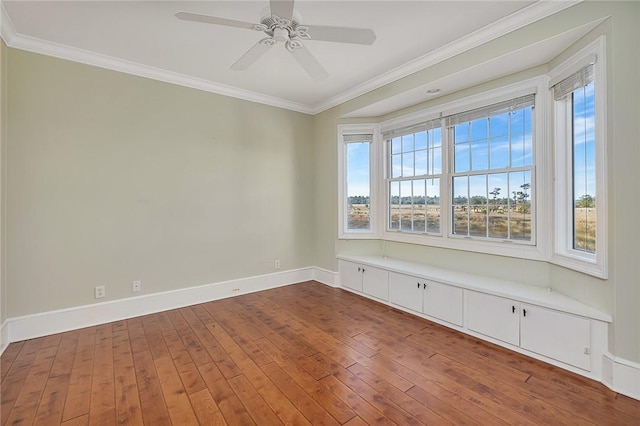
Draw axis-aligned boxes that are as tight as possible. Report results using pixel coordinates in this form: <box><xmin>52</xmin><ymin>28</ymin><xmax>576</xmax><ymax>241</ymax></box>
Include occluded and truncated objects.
<box><xmin>338</xmin><ymin>37</ymin><xmax>606</xmax><ymax>278</ymax></box>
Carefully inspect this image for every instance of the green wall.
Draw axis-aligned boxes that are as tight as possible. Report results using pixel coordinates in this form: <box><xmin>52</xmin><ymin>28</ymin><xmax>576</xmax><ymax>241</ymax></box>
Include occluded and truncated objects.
<box><xmin>5</xmin><ymin>49</ymin><xmax>314</xmax><ymax>316</ymax></box>
<box><xmin>1</xmin><ymin>40</ymin><xmax>7</xmax><ymax>328</ymax></box>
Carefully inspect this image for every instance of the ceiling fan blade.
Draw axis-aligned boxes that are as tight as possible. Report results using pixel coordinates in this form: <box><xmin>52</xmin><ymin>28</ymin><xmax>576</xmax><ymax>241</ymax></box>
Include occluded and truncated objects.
<box><xmin>290</xmin><ymin>46</ymin><xmax>329</xmax><ymax>81</ymax></box>
<box><xmin>304</xmin><ymin>25</ymin><xmax>376</xmax><ymax>45</ymax></box>
<box><xmin>270</xmin><ymin>0</ymin><xmax>295</xmax><ymax>20</ymax></box>
<box><xmin>231</xmin><ymin>39</ymin><xmax>275</xmax><ymax>71</ymax></box>
<box><xmin>175</xmin><ymin>11</ymin><xmax>256</xmax><ymax>30</ymax></box>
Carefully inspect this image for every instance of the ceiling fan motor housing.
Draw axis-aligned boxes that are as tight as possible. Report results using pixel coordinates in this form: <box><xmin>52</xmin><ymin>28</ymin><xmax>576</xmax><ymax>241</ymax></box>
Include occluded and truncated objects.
<box><xmin>253</xmin><ymin>15</ymin><xmax>310</xmax><ymax>47</ymax></box>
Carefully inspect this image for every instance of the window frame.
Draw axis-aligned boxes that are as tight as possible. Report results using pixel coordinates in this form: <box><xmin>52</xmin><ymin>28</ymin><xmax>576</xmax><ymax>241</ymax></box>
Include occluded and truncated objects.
<box><xmin>337</xmin><ymin>124</ymin><xmax>381</xmax><ymax>239</ymax></box>
<box><xmin>385</xmin><ymin>120</ymin><xmax>444</xmax><ymax>236</ymax></box>
<box><xmin>379</xmin><ymin>77</ymin><xmax>549</xmax><ymax>261</ymax></box>
<box><xmin>550</xmin><ymin>37</ymin><xmax>607</xmax><ymax>278</ymax></box>
<box><xmin>446</xmin><ymin>95</ymin><xmax>537</xmax><ymax>245</ymax></box>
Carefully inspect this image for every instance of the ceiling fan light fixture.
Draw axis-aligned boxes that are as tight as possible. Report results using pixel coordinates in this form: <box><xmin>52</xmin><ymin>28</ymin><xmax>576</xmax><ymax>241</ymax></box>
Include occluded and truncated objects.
<box><xmin>273</xmin><ymin>27</ymin><xmax>289</xmax><ymax>43</ymax></box>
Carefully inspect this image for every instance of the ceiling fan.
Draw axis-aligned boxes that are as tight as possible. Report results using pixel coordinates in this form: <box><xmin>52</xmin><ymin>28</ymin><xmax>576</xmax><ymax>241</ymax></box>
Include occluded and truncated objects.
<box><xmin>175</xmin><ymin>0</ymin><xmax>376</xmax><ymax>80</ymax></box>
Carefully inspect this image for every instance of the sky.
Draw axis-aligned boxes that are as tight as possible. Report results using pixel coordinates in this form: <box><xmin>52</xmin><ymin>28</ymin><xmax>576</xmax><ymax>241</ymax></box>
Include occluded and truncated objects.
<box><xmin>346</xmin><ymin>90</ymin><xmax>595</xmax><ymax>205</ymax></box>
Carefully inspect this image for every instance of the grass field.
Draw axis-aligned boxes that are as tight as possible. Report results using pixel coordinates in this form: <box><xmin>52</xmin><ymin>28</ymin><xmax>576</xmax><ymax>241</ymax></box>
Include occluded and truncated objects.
<box><xmin>348</xmin><ymin>205</ymin><xmax>595</xmax><ymax>251</ymax></box>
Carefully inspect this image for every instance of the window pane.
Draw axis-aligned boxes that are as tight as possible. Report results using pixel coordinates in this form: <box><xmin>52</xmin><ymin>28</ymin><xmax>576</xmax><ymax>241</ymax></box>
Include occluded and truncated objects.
<box><xmin>389</xmin><ymin>181</ymin><xmax>400</xmax><ymax>230</ymax></box>
<box><xmin>415</xmin><ymin>131</ymin><xmax>427</xmax><ymax>150</ymax></box>
<box><xmin>490</xmin><ymin>135</ymin><xmax>509</xmax><ymax>169</ymax></box>
<box><xmin>470</xmin><ymin>118</ymin><xmax>488</xmax><ymax>140</ymax></box>
<box><xmin>452</xmin><ymin>176</ymin><xmax>468</xmax><ymax>236</ymax></box>
<box><xmin>510</xmin><ymin>106</ymin><xmax>533</xmax><ymax>168</ymax></box>
<box><xmin>346</xmin><ymin>142</ymin><xmax>370</xmax><ymax>230</ymax></box>
<box><xmin>511</xmin><ymin>132</ymin><xmax>533</xmax><ymax>167</ymax></box>
<box><xmin>431</xmin><ymin>147</ymin><xmax>442</xmax><ymax>174</ymax></box>
<box><xmin>402</xmin><ymin>134</ymin><xmax>414</xmax><ymax>152</ymax></box>
<box><xmin>402</xmin><ymin>152</ymin><xmax>414</xmax><ymax>176</ymax></box>
<box><xmin>400</xmin><ymin>180</ymin><xmax>413</xmax><ymax>231</ymax></box>
<box><xmin>455</xmin><ymin>123</ymin><xmax>469</xmax><ymax>142</ymax></box>
<box><xmin>573</xmin><ymin>81</ymin><xmax>596</xmax><ymax>253</ymax></box>
<box><xmin>488</xmin><ymin>173</ymin><xmax>508</xmax><ymax>239</ymax></box>
<box><xmin>414</xmin><ymin>149</ymin><xmax>427</xmax><ymax>176</ymax></box>
<box><xmin>455</xmin><ymin>143</ymin><xmax>470</xmax><ymax>173</ymax></box>
<box><xmin>453</xmin><ymin>176</ymin><xmax>468</xmax><ymax>205</ymax></box>
<box><xmin>392</xmin><ymin>153</ymin><xmax>402</xmax><ymax>178</ymax></box>
<box><xmin>469</xmin><ymin>175</ymin><xmax>487</xmax><ymax>237</ymax></box>
<box><xmin>490</xmin><ymin>113</ymin><xmax>509</xmax><ymax>137</ymax></box>
<box><xmin>426</xmin><ymin>179</ymin><xmax>440</xmax><ymax>233</ymax></box>
<box><xmin>471</xmin><ymin>139</ymin><xmax>489</xmax><ymax>171</ymax></box>
<box><xmin>391</xmin><ymin>137</ymin><xmax>402</xmax><ymax>154</ymax></box>
<box><xmin>432</xmin><ymin>127</ymin><xmax>442</xmax><ymax>148</ymax></box>
<box><xmin>413</xmin><ymin>179</ymin><xmax>426</xmax><ymax>232</ymax></box>
<box><xmin>509</xmin><ymin>171</ymin><xmax>532</xmax><ymax>241</ymax></box>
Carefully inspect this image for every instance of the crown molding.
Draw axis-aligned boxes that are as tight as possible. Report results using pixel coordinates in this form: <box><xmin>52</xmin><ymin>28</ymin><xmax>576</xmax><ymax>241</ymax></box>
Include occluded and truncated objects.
<box><xmin>0</xmin><ymin>2</ymin><xmax>16</xmax><ymax>45</ymax></box>
<box><xmin>311</xmin><ymin>0</ymin><xmax>581</xmax><ymax>115</ymax></box>
<box><xmin>1</xmin><ymin>1</ymin><xmax>579</xmax><ymax>116</ymax></box>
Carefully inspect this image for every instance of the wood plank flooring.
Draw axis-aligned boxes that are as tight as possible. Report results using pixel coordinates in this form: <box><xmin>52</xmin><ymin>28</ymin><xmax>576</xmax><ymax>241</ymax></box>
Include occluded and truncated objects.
<box><xmin>2</xmin><ymin>281</ymin><xmax>639</xmax><ymax>425</ymax></box>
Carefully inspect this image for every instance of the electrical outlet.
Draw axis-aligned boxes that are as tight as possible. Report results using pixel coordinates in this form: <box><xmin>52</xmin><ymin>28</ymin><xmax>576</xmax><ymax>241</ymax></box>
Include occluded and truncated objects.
<box><xmin>132</xmin><ymin>280</ymin><xmax>141</xmax><ymax>292</ymax></box>
<box><xmin>274</xmin><ymin>259</ymin><xmax>281</xmax><ymax>269</ymax></box>
<box><xmin>95</xmin><ymin>286</ymin><xmax>105</xmax><ymax>299</ymax></box>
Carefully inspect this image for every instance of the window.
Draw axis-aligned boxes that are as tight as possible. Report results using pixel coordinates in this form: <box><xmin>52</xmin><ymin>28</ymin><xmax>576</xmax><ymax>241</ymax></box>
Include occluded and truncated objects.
<box><xmin>447</xmin><ymin>96</ymin><xmax>535</xmax><ymax>243</ymax></box>
<box><xmin>338</xmin><ymin>125</ymin><xmax>379</xmax><ymax>238</ymax></box>
<box><xmin>551</xmin><ymin>38</ymin><xmax>607</xmax><ymax>278</ymax></box>
<box><xmin>385</xmin><ymin>120</ymin><xmax>442</xmax><ymax>234</ymax></box>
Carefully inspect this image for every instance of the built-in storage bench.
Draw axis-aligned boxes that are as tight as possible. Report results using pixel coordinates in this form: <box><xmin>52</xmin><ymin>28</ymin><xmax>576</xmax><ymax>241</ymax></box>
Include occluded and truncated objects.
<box><xmin>338</xmin><ymin>255</ymin><xmax>612</xmax><ymax>381</ymax></box>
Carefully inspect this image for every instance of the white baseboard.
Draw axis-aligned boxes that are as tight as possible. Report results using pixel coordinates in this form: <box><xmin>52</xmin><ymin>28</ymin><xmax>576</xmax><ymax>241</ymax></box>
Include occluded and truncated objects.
<box><xmin>603</xmin><ymin>352</ymin><xmax>640</xmax><ymax>401</ymax></box>
<box><xmin>313</xmin><ymin>266</ymin><xmax>339</xmax><ymax>287</ymax></box>
<box><xmin>0</xmin><ymin>320</ymin><xmax>8</xmax><ymax>354</ymax></box>
<box><xmin>4</xmin><ymin>267</ymin><xmax>316</xmax><ymax>345</ymax></box>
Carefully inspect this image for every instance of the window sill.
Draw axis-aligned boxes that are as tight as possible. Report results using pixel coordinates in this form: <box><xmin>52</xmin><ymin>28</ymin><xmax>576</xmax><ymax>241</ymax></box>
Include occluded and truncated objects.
<box><xmin>381</xmin><ymin>231</ymin><xmax>547</xmax><ymax>262</ymax></box>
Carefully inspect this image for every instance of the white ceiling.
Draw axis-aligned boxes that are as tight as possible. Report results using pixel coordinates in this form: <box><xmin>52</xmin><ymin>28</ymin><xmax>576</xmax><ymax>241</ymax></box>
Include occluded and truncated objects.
<box><xmin>2</xmin><ymin>1</ymin><xmax>584</xmax><ymax>115</ymax></box>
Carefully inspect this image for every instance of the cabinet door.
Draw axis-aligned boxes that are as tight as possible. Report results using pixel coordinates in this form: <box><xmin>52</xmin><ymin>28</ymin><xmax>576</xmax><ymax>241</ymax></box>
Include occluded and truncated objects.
<box><xmin>389</xmin><ymin>272</ymin><xmax>423</xmax><ymax>313</ymax></box>
<box><xmin>467</xmin><ymin>291</ymin><xmax>520</xmax><ymax>346</ymax></box>
<box><xmin>520</xmin><ymin>304</ymin><xmax>591</xmax><ymax>371</ymax></box>
<box><xmin>339</xmin><ymin>260</ymin><xmax>363</xmax><ymax>292</ymax></box>
<box><xmin>362</xmin><ymin>266</ymin><xmax>389</xmax><ymax>301</ymax></box>
<box><xmin>423</xmin><ymin>280</ymin><xmax>463</xmax><ymax>326</ymax></box>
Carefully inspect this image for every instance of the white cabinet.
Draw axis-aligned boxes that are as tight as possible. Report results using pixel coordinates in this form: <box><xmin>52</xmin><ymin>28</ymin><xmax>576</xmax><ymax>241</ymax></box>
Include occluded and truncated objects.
<box><xmin>467</xmin><ymin>291</ymin><xmax>520</xmax><ymax>345</ymax></box>
<box><xmin>389</xmin><ymin>272</ymin><xmax>463</xmax><ymax>327</ymax></box>
<box><xmin>388</xmin><ymin>272</ymin><xmax>423</xmax><ymax>312</ymax></box>
<box><xmin>339</xmin><ymin>260</ymin><xmax>389</xmax><ymax>301</ymax></box>
<box><xmin>422</xmin><ymin>280</ymin><xmax>464</xmax><ymax>327</ymax></box>
<box><xmin>467</xmin><ymin>291</ymin><xmax>591</xmax><ymax>370</ymax></box>
<box><xmin>520</xmin><ymin>304</ymin><xmax>591</xmax><ymax>371</ymax></box>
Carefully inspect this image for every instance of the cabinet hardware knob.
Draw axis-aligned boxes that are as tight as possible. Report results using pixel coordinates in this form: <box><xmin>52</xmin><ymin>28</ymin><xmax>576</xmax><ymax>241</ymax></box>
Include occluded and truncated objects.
<box><xmin>523</xmin><ymin>309</ymin><xmax>527</xmax><ymax>317</ymax></box>
<box><xmin>362</xmin><ymin>268</ymin><xmax>365</xmax><ymax>273</ymax></box>
<box><xmin>423</xmin><ymin>283</ymin><xmax>427</xmax><ymax>289</ymax></box>
<box><xmin>512</xmin><ymin>306</ymin><xmax>516</xmax><ymax>314</ymax></box>
<box><xmin>417</xmin><ymin>282</ymin><xmax>420</xmax><ymax>288</ymax></box>
<box><xmin>357</xmin><ymin>267</ymin><xmax>361</xmax><ymax>272</ymax></box>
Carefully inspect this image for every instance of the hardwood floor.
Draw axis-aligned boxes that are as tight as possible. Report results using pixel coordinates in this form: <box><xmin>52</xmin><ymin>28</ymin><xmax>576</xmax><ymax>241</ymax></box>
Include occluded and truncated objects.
<box><xmin>2</xmin><ymin>281</ymin><xmax>639</xmax><ymax>425</ymax></box>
